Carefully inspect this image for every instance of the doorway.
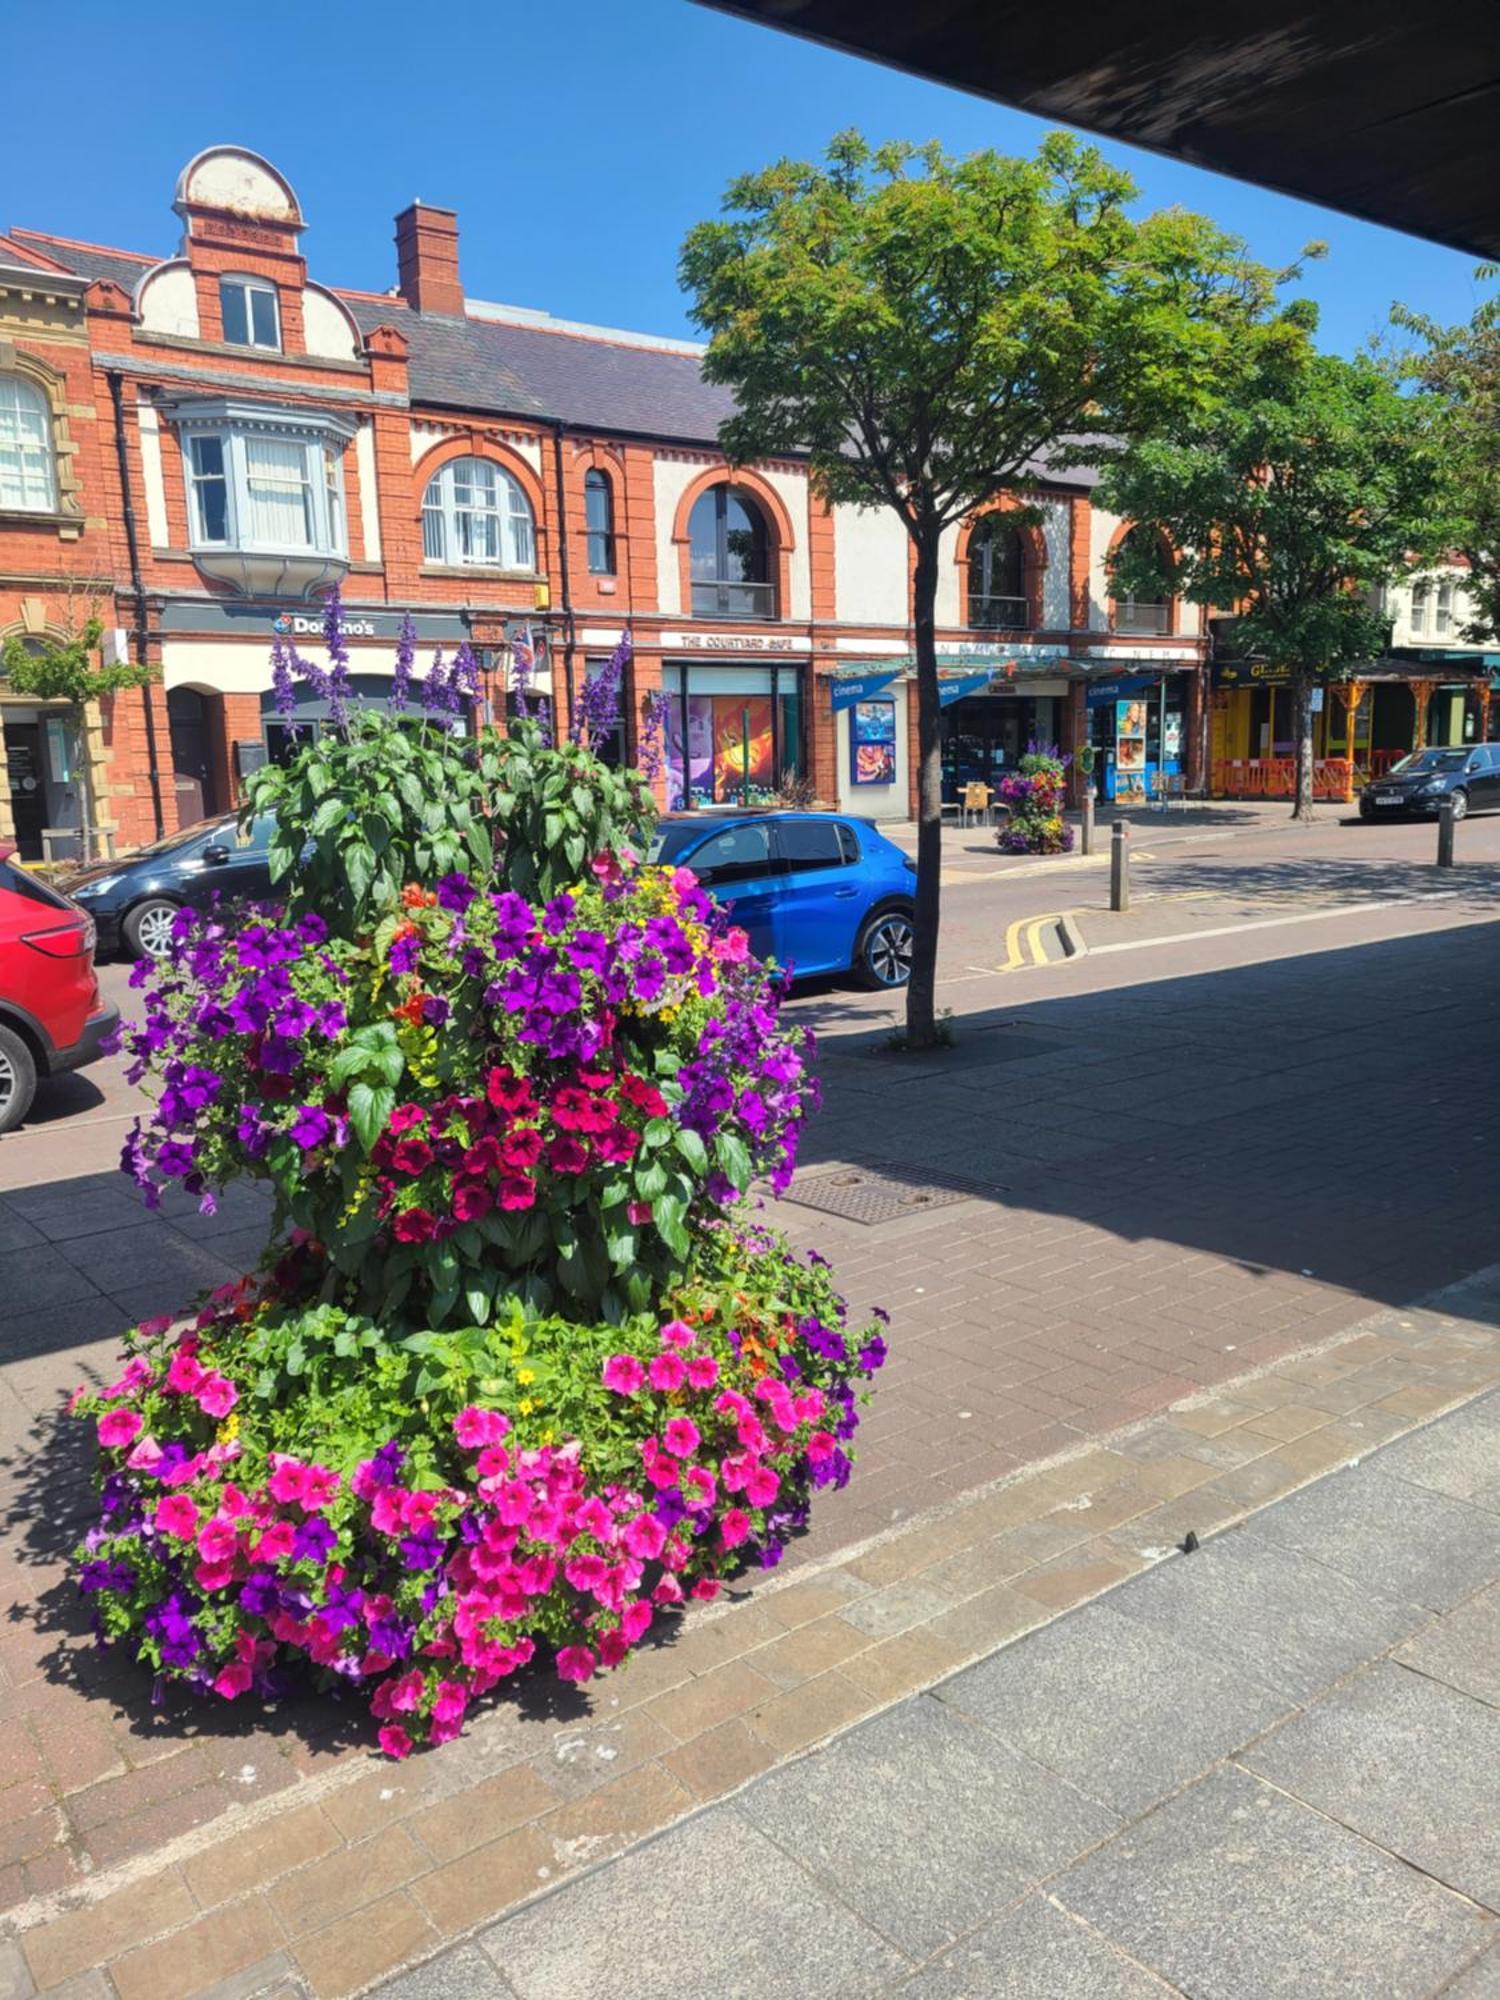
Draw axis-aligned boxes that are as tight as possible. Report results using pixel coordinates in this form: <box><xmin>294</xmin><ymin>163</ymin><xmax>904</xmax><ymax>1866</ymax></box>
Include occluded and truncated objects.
<box><xmin>167</xmin><ymin>687</ymin><xmax>219</xmax><ymax>826</ymax></box>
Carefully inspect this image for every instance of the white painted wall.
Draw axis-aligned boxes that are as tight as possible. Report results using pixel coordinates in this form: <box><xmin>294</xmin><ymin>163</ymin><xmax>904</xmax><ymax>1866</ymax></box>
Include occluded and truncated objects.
<box><xmin>834</xmin><ymin>503</ymin><xmax>908</xmax><ymax>627</ymax></box>
<box><xmin>935</xmin><ymin>522</ymin><xmax>962</xmax><ymax>627</ymax></box>
<box><xmin>410</xmin><ymin>421</ymin><xmax>453</xmax><ymax>464</ymax></box>
<box><xmin>506</xmin><ymin>433</ymin><xmax>543</xmax><ymax>477</ymax></box>
<box><xmin>1041</xmin><ymin>500</ymin><xmax>1071</xmax><ymax>629</ymax></box>
<box><xmin>652</xmin><ymin>455</ymin><xmax>709</xmax><ymax>617</ymax></box>
<box><xmin>301</xmin><ymin>286</ymin><xmax>357</xmax><ymax>361</ymax></box>
<box><xmin>354</xmin><ymin>420</ymin><xmax>381</xmax><ymax>564</ymax></box>
<box><xmin>1089</xmin><ymin>503</ymin><xmax>1125</xmax><ymax>631</ymax></box>
<box><xmin>761</xmin><ymin>464</ymin><xmax>810</xmax><ymax>621</ymax></box>
<box><xmin>835</xmin><ymin>682</ymin><xmax>910</xmax><ymax>820</ymax></box>
<box><xmin>136</xmin><ymin>263</ymin><xmax>199</xmax><ymax>338</ymax></box>
<box><xmin>162</xmin><ymin>639</ymin><xmax>398</xmax><ymax>696</ymax></box>
<box><xmin>135</xmin><ymin>405</ymin><xmax>169</xmax><ymax>548</ymax></box>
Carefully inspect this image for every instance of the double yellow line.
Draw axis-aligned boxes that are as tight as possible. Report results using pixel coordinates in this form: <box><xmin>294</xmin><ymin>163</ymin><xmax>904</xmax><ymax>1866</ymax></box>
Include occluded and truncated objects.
<box><xmin>997</xmin><ymin>911</ymin><xmax>1064</xmax><ymax>972</ymax></box>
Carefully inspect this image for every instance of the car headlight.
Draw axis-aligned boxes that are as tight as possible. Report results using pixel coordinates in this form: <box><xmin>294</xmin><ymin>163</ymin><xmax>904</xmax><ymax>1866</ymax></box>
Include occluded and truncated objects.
<box><xmin>72</xmin><ymin>874</ymin><xmax>123</xmax><ymax>897</ymax></box>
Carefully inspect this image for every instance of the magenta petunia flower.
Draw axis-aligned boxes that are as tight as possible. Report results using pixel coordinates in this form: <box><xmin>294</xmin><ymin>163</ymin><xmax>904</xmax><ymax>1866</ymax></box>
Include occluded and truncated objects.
<box><xmin>647</xmin><ymin>1352</ymin><xmax>686</xmax><ymax>1393</ymax></box>
<box><xmin>659</xmin><ymin>1319</ymin><xmax>695</xmax><ymax>1349</ymax></box>
<box><xmin>154</xmin><ymin>1494</ymin><xmax>199</xmax><ymax>1541</ymax></box>
<box><xmin>555</xmin><ymin>1645</ymin><xmax>596</xmax><ymax>1683</ymax></box>
<box><xmin>97</xmin><ymin>1408</ymin><xmax>143</xmax><ymax>1450</ymax></box>
<box><xmin>197</xmin><ymin>1374</ymin><xmax>237</xmax><ymax>1419</ymax></box>
<box><xmin>662</xmin><ymin>1417</ymin><xmax>700</xmax><ymax>1459</ymax></box>
<box><xmin>601</xmin><ymin>1354</ymin><xmax>644</xmax><ymax>1395</ymax></box>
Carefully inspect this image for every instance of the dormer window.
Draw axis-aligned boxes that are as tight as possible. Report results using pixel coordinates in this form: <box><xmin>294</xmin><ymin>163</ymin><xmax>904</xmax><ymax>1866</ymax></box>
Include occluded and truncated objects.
<box><xmin>220</xmin><ymin>275</ymin><xmax>280</xmax><ymax>351</ymax></box>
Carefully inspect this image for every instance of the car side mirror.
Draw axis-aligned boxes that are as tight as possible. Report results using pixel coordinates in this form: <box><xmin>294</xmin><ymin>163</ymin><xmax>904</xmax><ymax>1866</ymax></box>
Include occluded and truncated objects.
<box><xmin>202</xmin><ymin>844</ymin><xmax>231</xmax><ymax>866</ymax></box>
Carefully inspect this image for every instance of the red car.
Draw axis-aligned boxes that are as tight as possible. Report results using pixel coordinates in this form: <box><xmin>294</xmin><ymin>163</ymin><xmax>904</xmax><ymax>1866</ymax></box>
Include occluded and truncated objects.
<box><xmin>0</xmin><ymin>845</ymin><xmax>118</xmax><ymax>1134</ymax></box>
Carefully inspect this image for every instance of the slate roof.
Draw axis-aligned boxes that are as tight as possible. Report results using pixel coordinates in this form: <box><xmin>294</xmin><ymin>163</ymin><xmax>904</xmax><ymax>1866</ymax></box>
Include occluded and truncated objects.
<box><xmin>9</xmin><ymin>227</ymin><xmax>1096</xmax><ymax>479</ymax></box>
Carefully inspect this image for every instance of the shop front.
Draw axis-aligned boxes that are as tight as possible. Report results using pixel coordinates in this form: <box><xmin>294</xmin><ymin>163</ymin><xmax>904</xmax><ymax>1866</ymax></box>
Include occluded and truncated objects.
<box><xmin>661</xmin><ymin>658</ymin><xmax>806</xmax><ymax>811</ymax></box>
<box><xmin>1083</xmin><ymin>673</ymin><xmax>1188</xmax><ymax>802</ymax></box>
<box><xmin>2</xmin><ymin>702</ymin><xmax>87</xmax><ymax>860</ymax></box>
<box><xmin>939</xmin><ymin>674</ymin><xmax>1068</xmax><ymax>802</ymax></box>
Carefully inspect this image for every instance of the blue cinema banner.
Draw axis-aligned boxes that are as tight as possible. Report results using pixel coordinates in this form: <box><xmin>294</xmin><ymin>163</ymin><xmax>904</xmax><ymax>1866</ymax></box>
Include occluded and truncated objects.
<box><xmin>830</xmin><ymin>671</ymin><xmax>901</xmax><ymax>713</ymax></box>
<box><xmin>938</xmin><ymin>672</ymin><xmax>994</xmax><ymax>708</ymax></box>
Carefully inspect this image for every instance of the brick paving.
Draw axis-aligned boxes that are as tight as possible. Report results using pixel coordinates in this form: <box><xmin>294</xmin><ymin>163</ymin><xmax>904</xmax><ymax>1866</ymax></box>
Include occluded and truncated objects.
<box><xmin>2</xmin><ymin>866</ymin><xmax>1500</xmax><ymax>1992</ymax></box>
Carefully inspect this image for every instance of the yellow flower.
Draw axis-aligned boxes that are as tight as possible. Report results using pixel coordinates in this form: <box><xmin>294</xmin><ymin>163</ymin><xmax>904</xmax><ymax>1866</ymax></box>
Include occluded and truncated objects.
<box><xmin>518</xmin><ymin>1398</ymin><xmax>535</xmax><ymax>1416</ymax></box>
<box><xmin>216</xmin><ymin>1414</ymin><xmax>240</xmax><ymax>1444</ymax></box>
<box><xmin>517</xmin><ymin>1368</ymin><xmax>536</xmax><ymax>1386</ymax></box>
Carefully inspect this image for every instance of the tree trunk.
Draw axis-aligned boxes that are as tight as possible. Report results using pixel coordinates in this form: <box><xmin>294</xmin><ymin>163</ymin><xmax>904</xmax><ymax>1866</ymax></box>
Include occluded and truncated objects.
<box><xmin>904</xmin><ymin>530</ymin><xmax>944</xmax><ymax>1048</ymax></box>
<box><xmin>1291</xmin><ymin>667</ymin><xmax>1315</xmax><ymax>822</ymax></box>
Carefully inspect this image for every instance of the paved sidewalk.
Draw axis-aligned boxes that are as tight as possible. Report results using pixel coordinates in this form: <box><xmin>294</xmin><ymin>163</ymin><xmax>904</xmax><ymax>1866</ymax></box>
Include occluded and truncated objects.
<box><xmin>373</xmin><ymin>1382</ymin><xmax>1500</xmax><ymax>2000</ymax></box>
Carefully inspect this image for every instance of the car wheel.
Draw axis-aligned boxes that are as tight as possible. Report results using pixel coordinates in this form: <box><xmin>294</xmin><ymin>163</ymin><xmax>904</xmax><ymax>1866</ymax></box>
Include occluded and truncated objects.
<box><xmin>124</xmin><ymin>898</ymin><xmax>181</xmax><ymax>960</ymax></box>
<box><xmin>0</xmin><ymin>1024</ymin><xmax>38</xmax><ymax>1136</ymax></box>
<box><xmin>855</xmin><ymin>908</ymin><xmax>915</xmax><ymax>989</ymax></box>
<box><xmin>1448</xmin><ymin>788</ymin><xmax>1469</xmax><ymax>821</ymax></box>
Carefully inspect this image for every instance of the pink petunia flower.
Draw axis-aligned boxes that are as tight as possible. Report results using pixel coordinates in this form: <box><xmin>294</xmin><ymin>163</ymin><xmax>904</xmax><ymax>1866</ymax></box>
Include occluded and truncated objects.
<box><xmin>97</xmin><ymin>1408</ymin><xmax>143</xmax><ymax>1450</ymax></box>
<box><xmin>197</xmin><ymin>1374</ymin><xmax>237</xmax><ymax>1419</ymax></box>
<box><xmin>555</xmin><ymin>1645</ymin><xmax>597</xmax><ymax>1683</ymax></box>
<box><xmin>745</xmin><ymin>1466</ymin><xmax>780</xmax><ymax>1508</ymax></box>
<box><xmin>622</xmin><ymin>1513</ymin><xmax>666</xmax><ymax>1561</ymax></box>
<box><xmin>647</xmin><ymin>1352</ymin><xmax>686</xmax><ymax>1393</ymax></box>
<box><xmin>454</xmin><ymin>1405</ymin><xmax>510</xmax><ymax>1449</ymax></box>
<box><xmin>601</xmin><ymin>1354</ymin><xmax>645</xmax><ymax>1395</ymax></box>
<box><xmin>659</xmin><ymin>1319</ymin><xmax>695</xmax><ymax>1349</ymax></box>
<box><xmin>806</xmin><ymin>1431</ymin><xmax>837</xmax><ymax>1463</ymax></box>
<box><xmin>378</xmin><ymin>1725</ymin><xmax>414</xmax><ymax>1760</ymax></box>
<box><xmin>691</xmin><ymin>1577</ymin><xmax>722</xmax><ymax>1603</ymax></box>
<box><xmin>719</xmin><ymin>1508</ymin><xmax>752</xmax><ymax>1549</ymax></box>
<box><xmin>662</xmin><ymin>1417</ymin><xmax>700</xmax><ymax>1459</ymax></box>
<box><xmin>154</xmin><ymin>1494</ymin><xmax>199</xmax><ymax>1541</ymax></box>
<box><xmin>213</xmin><ymin>1661</ymin><xmax>253</xmax><ymax>1699</ymax></box>
<box><xmin>685</xmin><ymin>1355</ymin><xmax>719</xmax><ymax>1391</ymax></box>
<box><xmin>267</xmin><ymin>1458</ymin><xmax>309</xmax><ymax>1507</ymax></box>
<box><xmin>597</xmin><ymin>1628</ymin><xmax>630</xmax><ymax>1668</ymax></box>
<box><xmin>165</xmin><ymin>1349</ymin><xmax>205</xmax><ymax>1395</ymax></box>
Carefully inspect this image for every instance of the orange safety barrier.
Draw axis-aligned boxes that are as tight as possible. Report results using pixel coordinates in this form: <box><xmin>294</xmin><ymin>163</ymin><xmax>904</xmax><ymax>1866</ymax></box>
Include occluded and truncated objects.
<box><xmin>1212</xmin><ymin>758</ymin><xmax>1352</xmax><ymax>800</ymax></box>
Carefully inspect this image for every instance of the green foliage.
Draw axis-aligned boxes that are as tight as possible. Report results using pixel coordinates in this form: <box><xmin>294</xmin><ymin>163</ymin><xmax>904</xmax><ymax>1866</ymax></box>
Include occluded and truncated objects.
<box><xmin>2</xmin><ymin>618</ymin><xmax>153</xmax><ymax>710</ymax></box>
<box><xmin>243</xmin><ymin>712</ymin><xmax>656</xmax><ymax>939</ymax></box>
<box><xmin>1097</xmin><ymin>347</ymin><xmax>1444</xmax><ymax>677</ymax></box>
<box><xmin>1393</xmin><ymin>274</ymin><xmax>1500</xmax><ymax>645</ymax></box>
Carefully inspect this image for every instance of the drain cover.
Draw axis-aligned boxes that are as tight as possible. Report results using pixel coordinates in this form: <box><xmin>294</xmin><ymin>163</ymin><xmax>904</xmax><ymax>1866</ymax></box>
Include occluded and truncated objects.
<box><xmin>782</xmin><ymin>1160</ymin><xmax>1006</xmax><ymax>1225</ymax></box>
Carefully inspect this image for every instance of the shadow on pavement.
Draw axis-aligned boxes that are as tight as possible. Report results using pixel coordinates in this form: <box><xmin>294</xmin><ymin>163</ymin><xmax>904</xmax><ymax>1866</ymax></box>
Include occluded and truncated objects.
<box><xmin>797</xmin><ymin>918</ymin><xmax>1500</xmax><ymax>1323</ymax></box>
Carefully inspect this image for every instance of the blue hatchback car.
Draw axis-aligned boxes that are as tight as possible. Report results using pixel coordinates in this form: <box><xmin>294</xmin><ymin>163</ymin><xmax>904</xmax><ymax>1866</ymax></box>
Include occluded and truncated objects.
<box><xmin>648</xmin><ymin>811</ymin><xmax>917</xmax><ymax>987</ymax></box>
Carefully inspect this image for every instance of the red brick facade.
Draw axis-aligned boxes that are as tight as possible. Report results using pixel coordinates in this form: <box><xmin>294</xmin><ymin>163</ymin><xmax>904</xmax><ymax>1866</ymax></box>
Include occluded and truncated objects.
<box><xmin>1</xmin><ymin>146</ymin><xmax>1210</xmax><ymax>860</ymax></box>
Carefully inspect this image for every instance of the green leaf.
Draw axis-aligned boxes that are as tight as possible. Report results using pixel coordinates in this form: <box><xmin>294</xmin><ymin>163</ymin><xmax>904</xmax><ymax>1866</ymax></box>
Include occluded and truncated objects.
<box><xmin>347</xmin><ymin>1080</ymin><xmax>395</xmax><ymax>1153</ymax></box>
<box><xmin>715</xmin><ymin>1131</ymin><xmax>753</xmax><ymax>1188</ymax></box>
<box><xmin>674</xmin><ymin>1127</ymin><xmax>708</xmax><ymax>1173</ymax></box>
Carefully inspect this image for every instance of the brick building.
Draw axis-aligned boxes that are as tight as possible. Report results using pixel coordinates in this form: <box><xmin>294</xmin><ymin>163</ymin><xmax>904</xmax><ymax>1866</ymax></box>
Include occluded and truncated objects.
<box><xmin>0</xmin><ymin>145</ymin><xmax>1211</xmax><ymax>859</ymax></box>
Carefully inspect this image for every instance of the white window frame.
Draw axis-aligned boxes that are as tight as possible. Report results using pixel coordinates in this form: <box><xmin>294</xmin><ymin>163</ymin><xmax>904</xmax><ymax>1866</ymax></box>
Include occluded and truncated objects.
<box><xmin>219</xmin><ymin>274</ymin><xmax>281</xmax><ymax>351</ymax></box>
<box><xmin>1435</xmin><ymin>581</ymin><xmax>1454</xmax><ymax>636</ymax></box>
<box><xmin>0</xmin><ymin>373</ymin><xmax>58</xmax><ymax>513</ymax></box>
<box><xmin>421</xmin><ymin>456</ymin><xmax>535</xmax><ymax>571</ymax></box>
<box><xmin>171</xmin><ymin>400</ymin><xmax>352</xmax><ymax>558</ymax></box>
<box><xmin>1410</xmin><ymin>581</ymin><xmax>1429</xmax><ymax>635</ymax></box>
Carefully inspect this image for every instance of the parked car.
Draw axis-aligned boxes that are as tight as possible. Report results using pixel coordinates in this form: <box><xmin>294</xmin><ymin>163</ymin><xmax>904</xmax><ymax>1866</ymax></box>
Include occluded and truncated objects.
<box><xmin>648</xmin><ymin>811</ymin><xmax>917</xmax><ymax>987</ymax></box>
<box><xmin>0</xmin><ymin>848</ymin><xmax>118</xmax><ymax>1133</ymax></box>
<box><xmin>1359</xmin><ymin>745</ymin><xmax>1500</xmax><ymax>821</ymax></box>
<box><xmin>61</xmin><ymin>814</ymin><xmax>277</xmax><ymax>959</ymax></box>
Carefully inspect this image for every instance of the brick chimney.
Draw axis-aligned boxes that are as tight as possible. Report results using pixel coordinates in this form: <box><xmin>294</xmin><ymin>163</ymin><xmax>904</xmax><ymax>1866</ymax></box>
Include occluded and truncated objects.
<box><xmin>394</xmin><ymin>201</ymin><xmax>463</xmax><ymax>316</ymax></box>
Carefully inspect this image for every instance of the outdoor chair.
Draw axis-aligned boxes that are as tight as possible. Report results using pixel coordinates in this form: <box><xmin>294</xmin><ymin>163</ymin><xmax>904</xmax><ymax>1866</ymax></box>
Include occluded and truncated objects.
<box><xmin>961</xmin><ymin>781</ymin><xmax>995</xmax><ymax>827</ymax></box>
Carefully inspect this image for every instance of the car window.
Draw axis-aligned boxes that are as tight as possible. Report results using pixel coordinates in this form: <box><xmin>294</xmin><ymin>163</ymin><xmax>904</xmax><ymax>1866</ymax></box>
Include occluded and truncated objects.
<box><xmin>837</xmin><ymin>822</ymin><xmax>861</xmax><ymax>864</ymax></box>
<box><xmin>778</xmin><ymin>820</ymin><xmax>846</xmax><ymax>873</ymax></box>
<box><xmin>689</xmin><ymin>823</ymin><xmax>773</xmax><ymax>885</ymax></box>
<box><xmin>1391</xmin><ymin>749</ymin><xmax>1468</xmax><ymax>774</ymax></box>
<box><xmin>646</xmin><ymin>821</ymin><xmax>709</xmax><ymax>865</ymax></box>
<box><xmin>0</xmin><ymin>860</ymin><xmax>73</xmax><ymax>909</ymax></box>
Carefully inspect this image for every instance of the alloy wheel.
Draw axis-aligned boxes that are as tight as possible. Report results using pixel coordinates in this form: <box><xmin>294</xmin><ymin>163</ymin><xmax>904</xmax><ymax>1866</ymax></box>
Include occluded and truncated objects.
<box><xmin>865</xmin><ymin>913</ymin><xmax>914</xmax><ymax>986</ymax></box>
<box><xmin>136</xmin><ymin>903</ymin><xmax>179</xmax><ymax>958</ymax></box>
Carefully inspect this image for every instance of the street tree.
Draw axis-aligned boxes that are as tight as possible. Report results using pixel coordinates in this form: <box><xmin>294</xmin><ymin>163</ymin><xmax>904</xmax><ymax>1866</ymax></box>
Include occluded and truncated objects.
<box><xmin>1097</xmin><ymin>338</ymin><xmax>1442</xmax><ymax>821</ymax></box>
<box><xmin>1394</xmin><ymin>275</ymin><xmax>1500</xmax><ymax>644</ymax></box>
<box><xmin>681</xmin><ymin>130</ymin><xmax>1293</xmax><ymax>1046</ymax></box>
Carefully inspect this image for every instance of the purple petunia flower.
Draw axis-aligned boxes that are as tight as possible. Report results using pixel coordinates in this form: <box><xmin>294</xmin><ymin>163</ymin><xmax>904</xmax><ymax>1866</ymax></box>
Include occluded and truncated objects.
<box><xmin>289</xmin><ymin>1106</ymin><xmax>332</xmax><ymax>1152</ymax></box>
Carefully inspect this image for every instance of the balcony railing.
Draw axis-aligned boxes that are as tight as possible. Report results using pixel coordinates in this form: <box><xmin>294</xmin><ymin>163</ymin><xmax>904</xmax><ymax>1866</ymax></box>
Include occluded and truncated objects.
<box><xmin>970</xmin><ymin>593</ymin><xmax>1031</xmax><ymax>631</ymax></box>
<box><xmin>690</xmin><ymin>579</ymin><xmax>777</xmax><ymax>621</ymax></box>
<box><xmin>1114</xmin><ymin>602</ymin><xmax>1171</xmax><ymax>635</ymax></box>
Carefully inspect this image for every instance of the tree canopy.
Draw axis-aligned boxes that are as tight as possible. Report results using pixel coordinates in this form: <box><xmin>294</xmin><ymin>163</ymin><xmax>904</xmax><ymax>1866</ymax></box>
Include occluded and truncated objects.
<box><xmin>681</xmin><ymin>128</ymin><xmax>1301</xmax><ymax>1041</ymax></box>
<box><xmin>1395</xmin><ymin>277</ymin><xmax>1500</xmax><ymax>645</ymax></box>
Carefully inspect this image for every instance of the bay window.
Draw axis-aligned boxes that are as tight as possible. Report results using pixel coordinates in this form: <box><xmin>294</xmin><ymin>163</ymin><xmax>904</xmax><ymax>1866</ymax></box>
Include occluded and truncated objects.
<box><xmin>166</xmin><ymin>396</ymin><xmax>353</xmax><ymax>596</ymax></box>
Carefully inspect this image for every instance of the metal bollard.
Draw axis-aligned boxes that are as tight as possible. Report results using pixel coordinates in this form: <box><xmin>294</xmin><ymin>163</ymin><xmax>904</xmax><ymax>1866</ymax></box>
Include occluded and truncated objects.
<box><xmin>1080</xmin><ymin>793</ymin><xmax>1095</xmax><ymax>856</ymax></box>
<box><xmin>1437</xmin><ymin>797</ymin><xmax>1456</xmax><ymax>868</ymax></box>
<box><xmin>1110</xmin><ymin>820</ymin><xmax>1131</xmax><ymax>912</ymax></box>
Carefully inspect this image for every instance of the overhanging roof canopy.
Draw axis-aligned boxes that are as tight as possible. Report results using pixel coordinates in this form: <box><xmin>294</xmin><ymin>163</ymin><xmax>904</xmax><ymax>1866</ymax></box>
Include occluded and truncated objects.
<box><xmin>697</xmin><ymin>1</ymin><xmax>1500</xmax><ymax>261</ymax></box>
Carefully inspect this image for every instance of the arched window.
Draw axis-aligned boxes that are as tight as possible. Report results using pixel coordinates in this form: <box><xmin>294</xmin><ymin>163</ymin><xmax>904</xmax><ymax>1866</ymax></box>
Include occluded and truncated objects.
<box><xmin>689</xmin><ymin>484</ymin><xmax>774</xmax><ymax>619</ymax></box>
<box><xmin>968</xmin><ymin>519</ymin><xmax>1028</xmax><ymax>629</ymax></box>
<box><xmin>584</xmin><ymin>467</ymin><xmax>616</xmax><ymax>576</ymax></box>
<box><xmin>422</xmin><ymin>457</ymin><xmax>534</xmax><ymax>570</ymax></box>
<box><xmin>0</xmin><ymin>375</ymin><xmax>57</xmax><ymax>513</ymax></box>
<box><xmin>1113</xmin><ymin>528</ymin><xmax>1172</xmax><ymax>635</ymax></box>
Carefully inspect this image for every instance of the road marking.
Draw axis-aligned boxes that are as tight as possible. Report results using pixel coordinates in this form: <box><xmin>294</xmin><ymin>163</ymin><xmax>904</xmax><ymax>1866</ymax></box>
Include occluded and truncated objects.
<box><xmin>1086</xmin><ymin>898</ymin><xmax>1420</xmax><ymax>956</ymax></box>
<box><xmin>992</xmin><ymin>911</ymin><xmax>1065</xmax><ymax>972</ymax></box>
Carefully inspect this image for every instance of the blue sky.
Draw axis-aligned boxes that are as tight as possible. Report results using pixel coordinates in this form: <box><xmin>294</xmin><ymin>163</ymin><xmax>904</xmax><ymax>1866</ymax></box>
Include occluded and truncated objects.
<box><xmin>3</xmin><ymin>0</ymin><xmax>1486</xmax><ymax>355</ymax></box>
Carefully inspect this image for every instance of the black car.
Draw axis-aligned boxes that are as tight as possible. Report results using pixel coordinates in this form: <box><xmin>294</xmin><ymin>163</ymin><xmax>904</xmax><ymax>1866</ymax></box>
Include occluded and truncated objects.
<box><xmin>1360</xmin><ymin>745</ymin><xmax>1500</xmax><ymax>822</ymax></box>
<box><xmin>62</xmin><ymin>814</ymin><xmax>276</xmax><ymax>959</ymax></box>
